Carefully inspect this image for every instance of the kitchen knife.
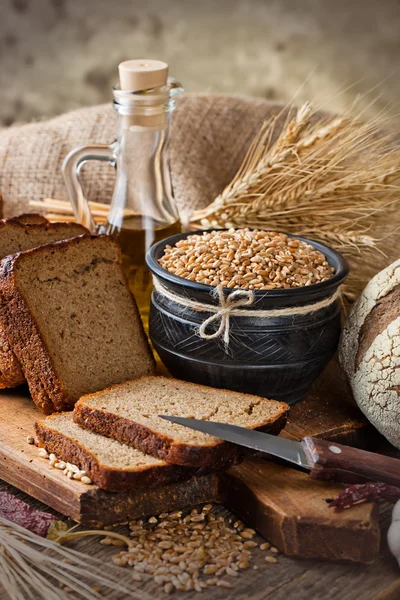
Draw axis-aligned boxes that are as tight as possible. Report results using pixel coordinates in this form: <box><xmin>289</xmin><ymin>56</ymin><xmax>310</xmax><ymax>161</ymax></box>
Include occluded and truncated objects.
<box><xmin>160</xmin><ymin>416</ymin><xmax>400</xmax><ymax>487</ymax></box>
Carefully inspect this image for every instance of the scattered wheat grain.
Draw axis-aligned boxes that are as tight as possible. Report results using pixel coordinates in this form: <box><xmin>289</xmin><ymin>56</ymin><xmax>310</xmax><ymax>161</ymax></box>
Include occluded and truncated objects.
<box><xmin>265</xmin><ymin>556</ymin><xmax>278</xmax><ymax>564</ymax></box>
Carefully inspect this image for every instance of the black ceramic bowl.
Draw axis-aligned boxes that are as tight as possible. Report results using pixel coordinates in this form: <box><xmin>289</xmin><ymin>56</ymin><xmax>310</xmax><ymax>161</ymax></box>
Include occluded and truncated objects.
<box><xmin>146</xmin><ymin>230</ymin><xmax>349</xmax><ymax>404</ymax></box>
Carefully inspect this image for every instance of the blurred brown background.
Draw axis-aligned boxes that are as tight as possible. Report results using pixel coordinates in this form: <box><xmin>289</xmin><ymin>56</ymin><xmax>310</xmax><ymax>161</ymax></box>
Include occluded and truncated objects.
<box><xmin>0</xmin><ymin>0</ymin><xmax>399</xmax><ymax>126</ymax></box>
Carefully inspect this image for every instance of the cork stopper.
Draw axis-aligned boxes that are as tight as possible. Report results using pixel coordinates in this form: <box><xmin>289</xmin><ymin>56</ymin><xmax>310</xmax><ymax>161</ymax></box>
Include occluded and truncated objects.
<box><xmin>118</xmin><ymin>59</ymin><xmax>169</xmax><ymax>92</ymax></box>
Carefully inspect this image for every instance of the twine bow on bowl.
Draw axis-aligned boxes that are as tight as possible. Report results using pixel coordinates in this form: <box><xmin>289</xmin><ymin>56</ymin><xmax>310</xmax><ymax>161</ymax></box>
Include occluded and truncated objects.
<box><xmin>152</xmin><ymin>277</ymin><xmax>256</xmax><ymax>347</ymax></box>
<box><xmin>198</xmin><ymin>286</ymin><xmax>254</xmax><ymax>346</ymax></box>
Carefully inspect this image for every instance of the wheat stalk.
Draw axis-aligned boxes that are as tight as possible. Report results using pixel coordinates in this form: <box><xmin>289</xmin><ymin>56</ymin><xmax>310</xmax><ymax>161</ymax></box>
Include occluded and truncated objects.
<box><xmin>191</xmin><ymin>103</ymin><xmax>400</xmax><ymax>247</ymax></box>
<box><xmin>190</xmin><ymin>102</ymin><xmax>400</xmax><ymax>300</ymax></box>
<box><xmin>0</xmin><ymin>517</ymin><xmax>145</xmax><ymax>600</ymax></box>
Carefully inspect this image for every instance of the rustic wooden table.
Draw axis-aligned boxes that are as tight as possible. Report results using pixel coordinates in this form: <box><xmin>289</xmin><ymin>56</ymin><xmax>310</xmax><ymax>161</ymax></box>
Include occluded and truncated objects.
<box><xmin>0</xmin><ymin>480</ymin><xmax>398</xmax><ymax>600</ymax></box>
<box><xmin>1</xmin><ymin>361</ymin><xmax>398</xmax><ymax>599</ymax></box>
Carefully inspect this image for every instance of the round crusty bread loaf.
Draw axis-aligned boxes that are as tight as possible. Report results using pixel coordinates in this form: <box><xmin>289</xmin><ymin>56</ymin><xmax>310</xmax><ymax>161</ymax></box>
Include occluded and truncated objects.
<box><xmin>339</xmin><ymin>259</ymin><xmax>400</xmax><ymax>449</ymax></box>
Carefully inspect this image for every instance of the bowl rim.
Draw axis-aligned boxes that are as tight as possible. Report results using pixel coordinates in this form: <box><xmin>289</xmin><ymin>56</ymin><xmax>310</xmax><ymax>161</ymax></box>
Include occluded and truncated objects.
<box><xmin>146</xmin><ymin>228</ymin><xmax>349</xmax><ymax>298</ymax></box>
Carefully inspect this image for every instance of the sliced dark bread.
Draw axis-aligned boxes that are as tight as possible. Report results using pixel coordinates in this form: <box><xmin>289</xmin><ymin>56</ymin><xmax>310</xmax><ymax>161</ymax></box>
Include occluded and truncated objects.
<box><xmin>0</xmin><ymin>219</ymin><xmax>89</xmax><ymax>388</ymax></box>
<box><xmin>35</xmin><ymin>413</ymin><xmax>191</xmax><ymax>492</ymax></box>
<box><xmin>0</xmin><ymin>235</ymin><xmax>155</xmax><ymax>413</ymax></box>
<box><xmin>74</xmin><ymin>376</ymin><xmax>289</xmax><ymax>468</ymax></box>
<box><xmin>12</xmin><ymin>214</ymin><xmax>49</xmax><ymax>225</ymax></box>
<box><xmin>0</xmin><ymin>325</ymin><xmax>25</xmax><ymax>388</ymax></box>
<box><xmin>0</xmin><ymin>218</ymin><xmax>87</xmax><ymax>257</ymax></box>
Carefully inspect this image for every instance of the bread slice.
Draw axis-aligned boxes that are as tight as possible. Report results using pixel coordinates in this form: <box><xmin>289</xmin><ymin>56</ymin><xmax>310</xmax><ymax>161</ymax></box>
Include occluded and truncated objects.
<box><xmin>0</xmin><ymin>235</ymin><xmax>155</xmax><ymax>413</ymax></box>
<box><xmin>12</xmin><ymin>214</ymin><xmax>49</xmax><ymax>225</ymax></box>
<box><xmin>74</xmin><ymin>376</ymin><xmax>289</xmax><ymax>467</ymax></box>
<box><xmin>0</xmin><ymin>219</ymin><xmax>89</xmax><ymax>389</ymax></box>
<box><xmin>35</xmin><ymin>413</ymin><xmax>191</xmax><ymax>492</ymax></box>
<box><xmin>0</xmin><ymin>218</ymin><xmax>88</xmax><ymax>257</ymax></box>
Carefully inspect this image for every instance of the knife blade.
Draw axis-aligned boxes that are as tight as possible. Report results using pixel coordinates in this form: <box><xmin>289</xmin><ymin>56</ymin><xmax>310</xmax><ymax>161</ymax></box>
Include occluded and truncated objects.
<box><xmin>160</xmin><ymin>415</ymin><xmax>311</xmax><ymax>469</ymax></box>
<box><xmin>160</xmin><ymin>415</ymin><xmax>400</xmax><ymax>487</ymax></box>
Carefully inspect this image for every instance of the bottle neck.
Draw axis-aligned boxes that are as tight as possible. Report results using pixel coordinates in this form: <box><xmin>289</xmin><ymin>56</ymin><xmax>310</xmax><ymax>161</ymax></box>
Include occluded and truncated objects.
<box><xmin>106</xmin><ymin>109</ymin><xmax>177</xmax><ymax>232</ymax></box>
<box><xmin>102</xmin><ymin>80</ymin><xmax>183</xmax><ymax>233</ymax></box>
<box><xmin>112</xmin><ymin>78</ymin><xmax>182</xmax><ymax>126</ymax></box>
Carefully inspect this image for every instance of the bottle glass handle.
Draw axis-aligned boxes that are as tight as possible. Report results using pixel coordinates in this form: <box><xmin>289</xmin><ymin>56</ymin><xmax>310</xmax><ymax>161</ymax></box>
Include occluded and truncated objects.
<box><xmin>62</xmin><ymin>143</ymin><xmax>117</xmax><ymax>232</ymax></box>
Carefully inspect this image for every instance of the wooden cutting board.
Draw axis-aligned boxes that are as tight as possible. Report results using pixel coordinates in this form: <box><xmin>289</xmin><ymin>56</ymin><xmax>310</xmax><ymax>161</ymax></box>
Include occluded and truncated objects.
<box><xmin>0</xmin><ymin>364</ymin><xmax>380</xmax><ymax>564</ymax></box>
<box><xmin>283</xmin><ymin>358</ymin><xmax>373</xmax><ymax>446</ymax></box>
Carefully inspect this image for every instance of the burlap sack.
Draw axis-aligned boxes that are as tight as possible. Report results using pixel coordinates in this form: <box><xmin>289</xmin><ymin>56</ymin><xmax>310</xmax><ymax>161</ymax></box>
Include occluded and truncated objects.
<box><xmin>0</xmin><ymin>94</ymin><xmax>285</xmax><ymax>219</ymax></box>
<box><xmin>0</xmin><ymin>93</ymin><xmax>397</xmax><ymax>296</ymax></box>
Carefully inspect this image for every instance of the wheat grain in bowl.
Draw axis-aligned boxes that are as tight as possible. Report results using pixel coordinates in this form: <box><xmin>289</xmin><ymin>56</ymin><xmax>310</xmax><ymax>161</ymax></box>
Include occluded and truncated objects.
<box><xmin>158</xmin><ymin>228</ymin><xmax>335</xmax><ymax>290</ymax></box>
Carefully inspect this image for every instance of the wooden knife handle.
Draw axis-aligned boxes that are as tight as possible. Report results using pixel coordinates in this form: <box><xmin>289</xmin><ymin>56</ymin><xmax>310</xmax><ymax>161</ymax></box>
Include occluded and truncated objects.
<box><xmin>302</xmin><ymin>437</ymin><xmax>400</xmax><ymax>487</ymax></box>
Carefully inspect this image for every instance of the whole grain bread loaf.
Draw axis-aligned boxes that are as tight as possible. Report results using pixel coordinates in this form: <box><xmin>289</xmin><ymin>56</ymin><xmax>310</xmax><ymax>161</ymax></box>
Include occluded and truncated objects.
<box><xmin>35</xmin><ymin>412</ymin><xmax>191</xmax><ymax>492</ymax></box>
<box><xmin>339</xmin><ymin>259</ymin><xmax>400</xmax><ymax>449</ymax></box>
<box><xmin>0</xmin><ymin>219</ymin><xmax>89</xmax><ymax>389</ymax></box>
<box><xmin>0</xmin><ymin>234</ymin><xmax>155</xmax><ymax>413</ymax></box>
<box><xmin>74</xmin><ymin>376</ymin><xmax>289</xmax><ymax>467</ymax></box>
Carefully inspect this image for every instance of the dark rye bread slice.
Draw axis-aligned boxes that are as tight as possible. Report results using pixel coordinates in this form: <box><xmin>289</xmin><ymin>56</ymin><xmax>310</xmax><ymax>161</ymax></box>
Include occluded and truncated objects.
<box><xmin>35</xmin><ymin>413</ymin><xmax>191</xmax><ymax>492</ymax></box>
<box><xmin>0</xmin><ymin>218</ymin><xmax>88</xmax><ymax>258</ymax></box>
<box><xmin>0</xmin><ymin>325</ymin><xmax>25</xmax><ymax>388</ymax></box>
<box><xmin>12</xmin><ymin>214</ymin><xmax>49</xmax><ymax>225</ymax></box>
<box><xmin>74</xmin><ymin>376</ymin><xmax>289</xmax><ymax>468</ymax></box>
<box><xmin>0</xmin><ymin>235</ymin><xmax>155</xmax><ymax>413</ymax></box>
<box><xmin>0</xmin><ymin>220</ymin><xmax>89</xmax><ymax>389</ymax></box>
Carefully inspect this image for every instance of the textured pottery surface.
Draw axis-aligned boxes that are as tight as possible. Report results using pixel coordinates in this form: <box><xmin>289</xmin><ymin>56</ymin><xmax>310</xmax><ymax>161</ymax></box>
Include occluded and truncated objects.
<box><xmin>147</xmin><ymin>231</ymin><xmax>348</xmax><ymax>404</ymax></box>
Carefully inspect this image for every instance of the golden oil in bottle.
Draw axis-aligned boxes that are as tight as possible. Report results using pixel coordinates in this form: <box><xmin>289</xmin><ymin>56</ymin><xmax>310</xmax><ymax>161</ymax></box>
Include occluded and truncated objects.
<box><xmin>107</xmin><ymin>217</ymin><xmax>181</xmax><ymax>331</ymax></box>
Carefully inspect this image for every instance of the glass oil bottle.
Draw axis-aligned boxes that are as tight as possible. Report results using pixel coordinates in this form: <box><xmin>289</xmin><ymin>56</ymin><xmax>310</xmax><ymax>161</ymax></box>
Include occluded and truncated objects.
<box><xmin>62</xmin><ymin>59</ymin><xmax>183</xmax><ymax>329</ymax></box>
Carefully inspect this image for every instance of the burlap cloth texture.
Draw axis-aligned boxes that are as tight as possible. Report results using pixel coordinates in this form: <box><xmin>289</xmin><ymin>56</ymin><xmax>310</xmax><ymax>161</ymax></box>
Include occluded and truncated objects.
<box><xmin>0</xmin><ymin>93</ymin><xmax>398</xmax><ymax>291</ymax></box>
<box><xmin>0</xmin><ymin>94</ymin><xmax>287</xmax><ymax>219</ymax></box>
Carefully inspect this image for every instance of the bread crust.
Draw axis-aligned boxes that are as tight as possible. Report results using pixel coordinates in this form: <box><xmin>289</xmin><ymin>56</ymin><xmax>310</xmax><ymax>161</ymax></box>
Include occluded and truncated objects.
<box><xmin>0</xmin><ymin>325</ymin><xmax>25</xmax><ymax>388</ymax></box>
<box><xmin>11</xmin><ymin>214</ymin><xmax>49</xmax><ymax>225</ymax></box>
<box><xmin>340</xmin><ymin>258</ymin><xmax>400</xmax><ymax>378</ymax></box>
<box><xmin>74</xmin><ymin>377</ymin><xmax>289</xmax><ymax>468</ymax></box>
<box><xmin>0</xmin><ymin>220</ymin><xmax>89</xmax><ymax>390</ymax></box>
<box><xmin>34</xmin><ymin>415</ymin><xmax>194</xmax><ymax>492</ymax></box>
<box><xmin>0</xmin><ymin>235</ymin><xmax>155</xmax><ymax>413</ymax></box>
<box><xmin>0</xmin><ymin>254</ymin><xmax>67</xmax><ymax>413</ymax></box>
<box><xmin>339</xmin><ymin>259</ymin><xmax>400</xmax><ymax>449</ymax></box>
<box><xmin>0</xmin><ymin>219</ymin><xmax>87</xmax><ymax>236</ymax></box>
